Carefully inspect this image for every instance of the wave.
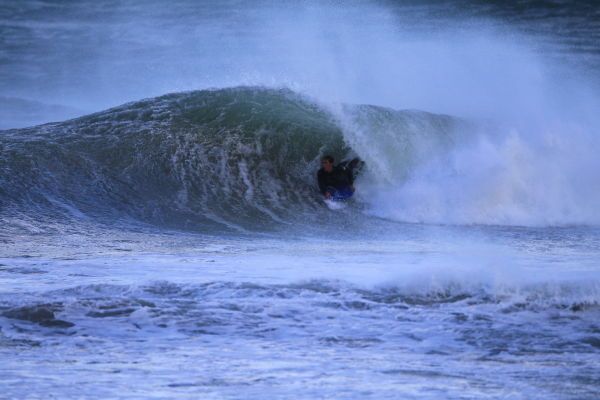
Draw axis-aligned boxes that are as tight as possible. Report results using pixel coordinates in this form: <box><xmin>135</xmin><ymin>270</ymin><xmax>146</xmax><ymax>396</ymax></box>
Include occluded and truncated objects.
<box><xmin>1</xmin><ymin>279</ymin><xmax>598</xmax><ymax>337</ymax></box>
<box><xmin>0</xmin><ymin>87</ymin><xmax>345</xmax><ymax>231</ymax></box>
<box><xmin>1</xmin><ymin>86</ymin><xmax>598</xmax><ymax>232</ymax></box>
<box><xmin>0</xmin><ymin>86</ymin><xmax>456</xmax><ymax>232</ymax></box>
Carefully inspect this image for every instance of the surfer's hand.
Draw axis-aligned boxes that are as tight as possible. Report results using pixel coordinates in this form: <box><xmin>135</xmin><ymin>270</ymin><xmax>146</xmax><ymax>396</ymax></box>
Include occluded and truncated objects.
<box><xmin>324</xmin><ymin>192</ymin><xmax>332</xmax><ymax>199</ymax></box>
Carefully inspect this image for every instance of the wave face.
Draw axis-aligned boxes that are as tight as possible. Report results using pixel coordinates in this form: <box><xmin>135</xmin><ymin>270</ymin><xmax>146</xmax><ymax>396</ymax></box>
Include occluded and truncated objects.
<box><xmin>2</xmin><ymin>86</ymin><xmax>599</xmax><ymax>232</ymax></box>
<box><xmin>0</xmin><ymin>87</ymin><xmax>352</xmax><ymax>231</ymax></box>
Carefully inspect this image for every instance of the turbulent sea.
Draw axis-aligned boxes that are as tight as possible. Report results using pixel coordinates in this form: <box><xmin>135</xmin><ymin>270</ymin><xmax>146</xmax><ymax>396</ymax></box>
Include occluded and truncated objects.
<box><xmin>1</xmin><ymin>1</ymin><xmax>600</xmax><ymax>399</ymax></box>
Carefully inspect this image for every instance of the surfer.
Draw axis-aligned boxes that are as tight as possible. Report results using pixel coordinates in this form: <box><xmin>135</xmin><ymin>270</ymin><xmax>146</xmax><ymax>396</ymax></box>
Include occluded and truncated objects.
<box><xmin>317</xmin><ymin>155</ymin><xmax>361</xmax><ymax>200</ymax></box>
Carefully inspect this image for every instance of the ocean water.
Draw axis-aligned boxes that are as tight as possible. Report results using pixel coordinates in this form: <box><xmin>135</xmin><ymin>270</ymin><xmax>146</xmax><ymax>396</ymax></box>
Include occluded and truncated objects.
<box><xmin>1</xmin><ymin>1</ymin><xmax>599</xmax><ymax>399</ymax></box>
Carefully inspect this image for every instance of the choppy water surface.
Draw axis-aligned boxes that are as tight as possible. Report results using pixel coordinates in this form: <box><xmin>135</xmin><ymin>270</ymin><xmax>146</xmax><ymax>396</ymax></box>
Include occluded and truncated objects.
<box><xmin>1</xmin><ymin>1</ymin><xmax>600</xmax><ymax>399</ymax></box>
<box><xmin>1</xmin><ymin>224</ymin><xmax>599</xmax><ymax>399</ymax></box>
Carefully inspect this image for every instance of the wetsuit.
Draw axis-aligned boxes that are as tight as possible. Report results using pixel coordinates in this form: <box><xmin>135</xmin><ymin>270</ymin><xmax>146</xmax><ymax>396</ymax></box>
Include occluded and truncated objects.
<box><xmin>317</xmin><ymin>159</ymin><xmax>358</xmax><ymax>200</ymax></box>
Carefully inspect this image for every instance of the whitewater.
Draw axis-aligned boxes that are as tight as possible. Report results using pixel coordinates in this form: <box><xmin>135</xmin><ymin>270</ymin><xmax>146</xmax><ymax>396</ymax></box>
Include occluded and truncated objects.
<box><xmin>1</xmin><ymin>1</ymin><xmax>599</xmax><ymax>399</ymax></box>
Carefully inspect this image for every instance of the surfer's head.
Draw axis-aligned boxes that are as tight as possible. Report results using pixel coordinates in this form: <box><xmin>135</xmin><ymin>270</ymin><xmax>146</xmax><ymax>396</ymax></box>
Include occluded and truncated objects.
<box><xmin>321</xmin><ymin>155</ymin><xmax>334</xmax><ymax>173</ymax></box>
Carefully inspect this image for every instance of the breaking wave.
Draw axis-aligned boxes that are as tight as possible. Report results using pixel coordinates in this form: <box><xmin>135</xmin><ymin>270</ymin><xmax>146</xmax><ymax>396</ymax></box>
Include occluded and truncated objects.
<box><xmin>1</xmin><ymin>86</ymin><xmax>598</xmax><ymax>232</ymax></box>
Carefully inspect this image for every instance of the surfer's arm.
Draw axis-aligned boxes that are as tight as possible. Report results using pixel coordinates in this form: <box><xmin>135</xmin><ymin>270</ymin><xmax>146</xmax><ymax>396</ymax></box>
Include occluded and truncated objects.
<box><xmin>318</xmin><ymin>179</ymin><xmax>332</xmax><ymax>199</ymax></box>
<box><xmin>317</xmin><ymin>171</ymin><xmax>328</xmax><ymax>195</ymax></box>
<box><xmin>345</xmin><ymin>158</ymin><xmax>358</xmax><ymax>185</ymax></box>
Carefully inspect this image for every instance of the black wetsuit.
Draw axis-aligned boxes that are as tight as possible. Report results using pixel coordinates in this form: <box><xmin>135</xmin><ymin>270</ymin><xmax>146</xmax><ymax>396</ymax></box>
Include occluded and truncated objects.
<box><xmin>317</xmin><ymin>161</ymin><xmax>356</xmax><ymax>195</ymax></box>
